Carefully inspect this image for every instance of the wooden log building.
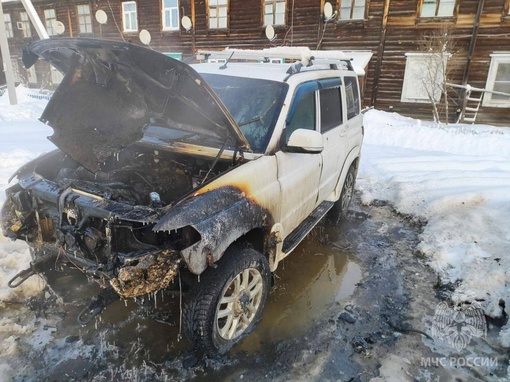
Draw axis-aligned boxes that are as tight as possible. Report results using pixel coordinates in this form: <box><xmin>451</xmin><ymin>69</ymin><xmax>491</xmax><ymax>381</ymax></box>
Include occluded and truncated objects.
<box><xmin>1</xmin><ymin>0</ymin><xmax>509</xmax><ymax>124</ymax></box>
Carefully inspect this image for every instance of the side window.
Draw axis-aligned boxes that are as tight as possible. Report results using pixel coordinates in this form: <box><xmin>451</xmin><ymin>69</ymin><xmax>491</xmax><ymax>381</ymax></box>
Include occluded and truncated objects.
<box><xmin>285</xmin><ymin>91</ymin><xmax>316</xmax><ymax>143</ymax></box>
<box><xmin>345</xmin><ymin>77</ymin><xmax>360</xmax><ymax>119</ymax></box>
<box><xmin>319</xmin><ymin>87</ymin><xmax>342</xmax><ymax>132</ymax></box>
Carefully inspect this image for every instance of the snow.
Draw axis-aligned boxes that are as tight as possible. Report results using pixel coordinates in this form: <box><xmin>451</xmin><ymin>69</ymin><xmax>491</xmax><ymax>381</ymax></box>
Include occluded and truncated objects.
<box><xmin>0</xmin><ymin>86</ymin><xmax>509</xmax><ymax>361</ymax></box>
<box><xmin>358</xmin><ymin>110</ymin><xmax>510</xmax><ymax>346</ymax></box>
<box><xmin>0</xmin><ymin>86</ymin><xmax>53</xmax><ymax>305</ymax></box>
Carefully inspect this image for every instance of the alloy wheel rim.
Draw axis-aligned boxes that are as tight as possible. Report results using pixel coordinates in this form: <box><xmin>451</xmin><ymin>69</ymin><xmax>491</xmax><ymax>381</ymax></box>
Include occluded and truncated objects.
<box><xmin>216</xmin><ymin>268</ymin><xmax>264</xmax><ymax>340</ymax></box>
<box><xmin>341</xmin><ymin>173</ymin><xmax>354</xmax><ymax>212</ymax></box>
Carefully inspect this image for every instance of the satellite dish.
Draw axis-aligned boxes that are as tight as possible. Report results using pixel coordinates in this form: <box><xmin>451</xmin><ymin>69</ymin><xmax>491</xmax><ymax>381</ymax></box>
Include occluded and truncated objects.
<box><xmin>54</xmin><ymin>21</ymin><xmax>65</xmax><ymax>35</ymax></box>
<box><xmin>181</xmin><ymin>16</ymin><xmax>192</xmax><ymax>31</ymax></box>
<box><xmin>95</xmin><ymin>10</ymin><xmax>108</xmax><ymax>25</ymax></box>
<box><xmin>265</xmin><ymin>25</ymin><xmax>276</xmax><ymax>42</ymax></box>
<box><xmin>139</xmin><ymin>29</ymin><xmax>151</xmax><ymax>45</ymax></box>
<box><xmin>324</xmin><ymin>2</ymin><xmax>334</xmax><ymax>20</ymax></box>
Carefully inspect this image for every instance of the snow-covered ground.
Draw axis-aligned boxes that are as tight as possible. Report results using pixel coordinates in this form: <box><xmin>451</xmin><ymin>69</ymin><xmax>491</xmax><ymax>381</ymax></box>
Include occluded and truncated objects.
<box><xmin>358</xmin><ymin>110</ymin><xmax>510</xmax><ymax>346</ymax></box>
<box><xmin>0</xmin><ymin>88</ymin><xmax>54</xmax><ymax>379</ymax></box>
<box><xmin>0</xmin><ymin>87</ymin><xmax>54</xmax><ymax>299</ymax></box>
<box><xmin>0</xmin><ymin>87</ymin><xmax>509</xmax><ymax>379</ymax></box>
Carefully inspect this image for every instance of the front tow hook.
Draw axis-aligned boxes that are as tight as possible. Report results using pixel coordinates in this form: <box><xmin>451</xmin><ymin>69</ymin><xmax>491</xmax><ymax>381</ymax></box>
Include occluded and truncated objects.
<box><xmin>77</xmin><ymin>288</ymin><xmax>119</xmax><ymax>325</ymax></box>
<box><xmin>8</xmin><ymin>267</ymin><xmax>37</xmax><ymax>288</ymax></box>
<box><xmin>8</xmin><ymin>254</ymin><xmax>57</xmax><ymax>288</ymax></box>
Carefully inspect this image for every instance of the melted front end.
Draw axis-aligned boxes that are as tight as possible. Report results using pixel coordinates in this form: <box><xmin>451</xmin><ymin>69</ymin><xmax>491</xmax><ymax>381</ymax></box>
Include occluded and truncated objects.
<box><xmin>0</xmin><ymin>145</ymin><xmax>234</xmax><ymax>310</ymax></box>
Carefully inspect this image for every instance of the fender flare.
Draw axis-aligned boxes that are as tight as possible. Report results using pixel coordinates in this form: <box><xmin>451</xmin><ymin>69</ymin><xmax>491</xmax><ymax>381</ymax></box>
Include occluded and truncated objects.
<box><xmin>154</xmin><ymin>186</ymin><xmax>272</xmax><ymax>274</ymax></box>
<box><xmin>327</xmin><ymin>146</ymin><xmax>360</xmax><ymax>202</ymax></box>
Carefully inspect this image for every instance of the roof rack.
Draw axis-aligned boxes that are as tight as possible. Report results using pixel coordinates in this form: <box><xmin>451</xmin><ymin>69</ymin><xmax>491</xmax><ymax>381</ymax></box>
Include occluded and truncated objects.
<box><xmin>197</xmin><ymin>47</ymin><xmax>356</xmax><ymax>75</ymax></box>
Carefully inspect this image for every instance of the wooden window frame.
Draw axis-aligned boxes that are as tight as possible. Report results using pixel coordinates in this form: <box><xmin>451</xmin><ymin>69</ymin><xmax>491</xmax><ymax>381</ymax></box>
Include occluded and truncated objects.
<box><xmin>263</xmin><ymin>0</ymin><xmax>286</xmax><ymax>27</ymax></box>
<box><xmin>503</xmin><ymin>0</ymin><xmax>510</xmax><ymax>20</ymax></box>
<box><xmin>4</xmin><ymin>13</ymin><xmax>13</xmax><ymax>38</ymax></box>
<box><xmin>19</xmin><ymin>11</ymin><xmax>32</xmax><ymax>38</ymax></box>
<box><xmin>44</xmin><ymin>9</ymin><xmax>57</xmax><ymax>36</ymax></box>
<box><xmin>207</xmin><ymin>0</ymin><xmax>229</xmax><ymax>30</ymax></box>
<box><xmin>483</xmin><ymin>54</ymin><xmax>510</xmax><ymax>108</ymax></box>
<box><xmin>162</xmin><ymin>0</ymin><xmax>180</xmax><ymax>31</ymax></box>
<box><xmin>77</xmin><ymin>4</ymin><xmax>93</xmax><ymax>34</ymax></box>
<box><xmin>418</xmin><ymin>0</ymin><xmax>458</xmax><ymax>19</ymax></box>
<box><xmin>338</xmin><ymin>0</ymin><xmax>366</xmax><ymax>21</ymax></box>
<box><xmin>401</xmin><ymin>52</ymin><xmax>447</xmax><ymax>104</ymax></box>
<box><xmin>121</xmin><ymin>1</ymin><xmax>138</xmax><ymax>33</ymax></box>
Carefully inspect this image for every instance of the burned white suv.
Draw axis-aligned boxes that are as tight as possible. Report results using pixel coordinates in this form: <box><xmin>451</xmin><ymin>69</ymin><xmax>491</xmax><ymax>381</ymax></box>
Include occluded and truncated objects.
<box><xmin>2</xmin><ymin>39</ymin><xmax>363</xmax><ymax>355</ymax></box>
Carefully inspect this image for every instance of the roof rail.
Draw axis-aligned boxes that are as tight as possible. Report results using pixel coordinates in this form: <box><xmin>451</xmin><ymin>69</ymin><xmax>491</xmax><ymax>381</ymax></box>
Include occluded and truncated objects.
<box><xmin>197</xmin><ymin>47</ymin><xmax>355</xmax><ymax>74</ymax></box>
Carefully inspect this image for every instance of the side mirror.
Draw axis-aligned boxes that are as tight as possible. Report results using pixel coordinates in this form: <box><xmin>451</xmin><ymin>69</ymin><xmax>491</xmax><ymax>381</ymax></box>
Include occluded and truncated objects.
<box><xmin>285</xmin><ymin>129</ymin><xmax>323</xmax><ymax>154</ymax></box>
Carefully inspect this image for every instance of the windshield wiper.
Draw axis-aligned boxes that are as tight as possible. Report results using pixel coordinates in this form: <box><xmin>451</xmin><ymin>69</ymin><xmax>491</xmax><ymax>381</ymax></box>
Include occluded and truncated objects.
<box><xmin>201</xmin><ymin>138</ymin><xmax>230</xmax><ymax>185</ymax></box>
<box><xmin>238</xmin><ymin>116</ymin><xmax>261</xmax><ymax>127</ymax></box>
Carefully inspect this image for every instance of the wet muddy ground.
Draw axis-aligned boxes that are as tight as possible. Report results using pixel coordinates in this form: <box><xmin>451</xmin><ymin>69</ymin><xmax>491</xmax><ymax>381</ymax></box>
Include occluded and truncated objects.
<box><xmin>4</xmin><ymin>193</ymin><xmax>508</xmax><ymax>381</ymax></box>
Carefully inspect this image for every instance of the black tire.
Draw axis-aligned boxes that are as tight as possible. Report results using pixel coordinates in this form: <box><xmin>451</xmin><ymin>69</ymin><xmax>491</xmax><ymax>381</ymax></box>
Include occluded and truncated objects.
<box><xmin>183</xmin><ymin>246</ymin><xmax>271</xmax><ymax>355</ymax></box>
<box><xmin>327</xmin><ymin>162</ymin><xmax>357</xmax><ymax>223</ymax></box>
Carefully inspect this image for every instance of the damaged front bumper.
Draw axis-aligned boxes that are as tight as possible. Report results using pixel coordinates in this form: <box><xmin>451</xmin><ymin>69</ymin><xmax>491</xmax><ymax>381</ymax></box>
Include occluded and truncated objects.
<box><xmin>1</xmin><ymin>171</ymin><xmax>188</xmax><ymax>324</ymax></box>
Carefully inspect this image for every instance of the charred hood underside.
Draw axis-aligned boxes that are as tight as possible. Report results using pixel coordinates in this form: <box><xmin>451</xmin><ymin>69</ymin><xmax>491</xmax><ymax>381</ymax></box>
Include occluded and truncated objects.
<box><xmin>23</xmin><ymin>38</ymin><xmax>251</xmax><ymax>173</ymax></box>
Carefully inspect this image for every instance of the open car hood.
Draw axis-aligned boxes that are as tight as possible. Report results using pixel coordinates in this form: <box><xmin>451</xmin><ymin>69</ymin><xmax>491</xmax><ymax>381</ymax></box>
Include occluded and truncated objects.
<box><xmin>23</xmin><ymin>38</ymin><xmax>251</xmax><ymax>173</ymax></box>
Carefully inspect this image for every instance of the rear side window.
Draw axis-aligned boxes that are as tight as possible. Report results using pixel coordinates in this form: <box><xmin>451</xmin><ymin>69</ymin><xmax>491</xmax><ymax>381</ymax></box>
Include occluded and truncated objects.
<box><xmin>345</xmin><ymin>76</ymin><xmax>360</xmax><ymax>120</ymax></box>
<box><xmin>319</xmin><ymin>87</ymin><xmax>342</xmax><ymax>133</ymax></box>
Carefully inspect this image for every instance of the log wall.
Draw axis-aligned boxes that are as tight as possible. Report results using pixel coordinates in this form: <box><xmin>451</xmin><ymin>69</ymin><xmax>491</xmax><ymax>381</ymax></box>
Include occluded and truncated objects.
<box><xmin>2</xmin><ymin>0</ymin><xmax>510</xmax><ymax>125</ymax></box>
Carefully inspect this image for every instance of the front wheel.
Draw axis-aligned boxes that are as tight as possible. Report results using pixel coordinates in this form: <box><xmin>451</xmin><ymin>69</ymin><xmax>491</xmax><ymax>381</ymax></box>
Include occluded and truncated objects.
<box><xmin>183</xmin><ymin>246</ymin><xmax>271</xmax><ymax>355</ymax></box>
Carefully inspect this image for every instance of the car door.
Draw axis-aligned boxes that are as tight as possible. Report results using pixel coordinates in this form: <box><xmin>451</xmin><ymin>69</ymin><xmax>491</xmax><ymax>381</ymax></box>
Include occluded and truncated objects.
<box><xmin>317</xmin><ymin>77</ymin><xmax>347</xmax><ymax>202</ymax></box>
<box><xmin>276</xmin><ymin>81</ymin><xmax>322</xmax><ymax>236</ymax></box>
<box><xmin>343</xmin><ymin>75</ymin><xmax>363</xmax><ymax>151</ymax></box>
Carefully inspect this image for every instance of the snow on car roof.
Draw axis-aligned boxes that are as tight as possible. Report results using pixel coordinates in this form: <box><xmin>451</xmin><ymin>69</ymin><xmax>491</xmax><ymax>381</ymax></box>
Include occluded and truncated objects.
<box><xmin>192</xmin><ymin>63</ymin><xmax>294</xmax><ymax>82</ymax></box>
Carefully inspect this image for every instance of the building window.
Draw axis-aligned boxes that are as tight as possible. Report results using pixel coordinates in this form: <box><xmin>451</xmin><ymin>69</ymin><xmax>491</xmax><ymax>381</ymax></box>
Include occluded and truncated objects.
<box><xmin>11</xmin><ymin>58</ymin><xmax>21</xmax><ymax>82</ymax></box>
<box><xmin>264</xmin><ymin>0</ymin><xmax>285</xmax><ymax>26</ymax></box>
<box><xmin>27</xmin><ymin>65</ymin><xmax>37</xmax><ymax>84</ymax></box>
<box><xmin>77</xmin><ymin>4</ymin><xmax>92</xmax><ymax>33</ymax></box>
<box><xmin>208</xmin><ymin>0</ymin><xmax>228</xmax><ymax>29</ymax></box>
<box><xmin>162</xmin><ymin>0</ymin><xmax>179</xmax><ymax>30</ymax></box>
<box><xmin>339</xmin><ymin>0</ymin><xmax>365</xmax><ymax>20</ymax></box>
<box><xmin>401</xmin><ymin>53</ymin><xmax>446</xmax><ymax>103</ymax></box>
<box><xmin>420</xmin><ymin>0</ymin><xmax>456</xmax><ymax>18</ymax></box>
<box><xmin>122</xmin><ymin>1</ymin><xmax>138</xmax><ymax>32</ymax></box>
<box><xmin>4</xmin><ymin>13</ymin><xmax>13</xmax><ymax>38</ymax></box>
<box><xmin>19</xmin><ymin>12</ymin><xmax>31</xmax><ymax>38</ymax></box>
<box><xmin>483</xmin><ymin>54</ymin><xmax>510</xmax><ymax>108</ymax></box>
<box><xmin>44</xmin><ymin>9</ymin><xmax>57</xmax><ymax>36</ymax></box>
<box><xmin>50</xmin><ymin>66</ymin><xmax>64</xmax><ymax>85</ymax></box>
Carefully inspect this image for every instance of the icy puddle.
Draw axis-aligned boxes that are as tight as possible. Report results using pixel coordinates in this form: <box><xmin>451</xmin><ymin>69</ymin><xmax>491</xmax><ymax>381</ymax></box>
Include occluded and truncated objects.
<box><xmin>237</xmin><ymin>232</ymin><xmax>362</xmax><ymax>353</ymax></box>
<box><xmin>3</xmin><ymin>224</ymin><xmax>362</xmax><ymax>380</ymax></box>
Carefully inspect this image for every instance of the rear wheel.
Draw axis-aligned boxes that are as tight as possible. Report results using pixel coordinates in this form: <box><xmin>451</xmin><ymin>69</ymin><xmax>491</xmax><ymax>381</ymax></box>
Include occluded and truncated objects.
<box><xmin>183</xmin><ymin>246</ymin><xmax>271</xmax><ymax>355</ymax></box>
<box><xmin>327</xmin><ymin>163</ymin><xmax>357</xmax><ymax>223</ymax></box>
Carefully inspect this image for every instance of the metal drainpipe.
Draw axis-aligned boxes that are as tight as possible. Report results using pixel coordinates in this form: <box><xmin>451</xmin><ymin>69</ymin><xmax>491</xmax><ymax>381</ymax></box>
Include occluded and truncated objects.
<box><xmin>456</xmin><ymin>0</ymin><xmax>484</xmax><ymax>122</ymax></box>
<box><xmin>462</xmin><ymin>0</ymin><xmax>484</xmax><ymax>86</ymax></box>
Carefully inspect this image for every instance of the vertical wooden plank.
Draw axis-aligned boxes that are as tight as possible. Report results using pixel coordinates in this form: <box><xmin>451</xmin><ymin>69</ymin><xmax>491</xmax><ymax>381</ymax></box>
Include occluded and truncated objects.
<box><xmin>371</xmin><ymin>0</ymin><xmax>390</xmax><ymax>106</ymax></box>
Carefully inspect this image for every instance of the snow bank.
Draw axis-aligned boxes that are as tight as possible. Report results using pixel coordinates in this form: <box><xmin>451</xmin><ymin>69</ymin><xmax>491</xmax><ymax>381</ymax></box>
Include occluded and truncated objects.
<box><xmin>0</xmin><ymin>86</ymin><xmax>53</xmax><ymax>303</ymax></box>
<box><xmin>358</xmin><ymin>110</ymin><xmax>510</xmax><ymax>346</ymax></box>
<box><xmin>0</xmin><ymin>86</ymin><xmax>48</xmax><ymax>123</ymax></box>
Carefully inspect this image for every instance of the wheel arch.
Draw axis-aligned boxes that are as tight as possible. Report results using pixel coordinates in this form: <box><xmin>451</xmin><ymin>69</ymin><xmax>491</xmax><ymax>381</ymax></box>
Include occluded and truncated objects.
<box><xmin>328</xmin><ymin>147</ymin><xmax>360</xmax><ymax>203</ymax></box>
<box><xmin>155</xmin><ymin>186</ymin><xmax>274</xmax><ymax>275</ymax></box>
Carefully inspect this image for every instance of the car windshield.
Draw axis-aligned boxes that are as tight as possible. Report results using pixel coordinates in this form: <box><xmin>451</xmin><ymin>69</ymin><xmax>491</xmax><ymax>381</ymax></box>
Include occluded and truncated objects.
<box><xmin>200</xmin><ymin>74</ymin><xmax>288</xmax><ymax>153</ymax></box>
